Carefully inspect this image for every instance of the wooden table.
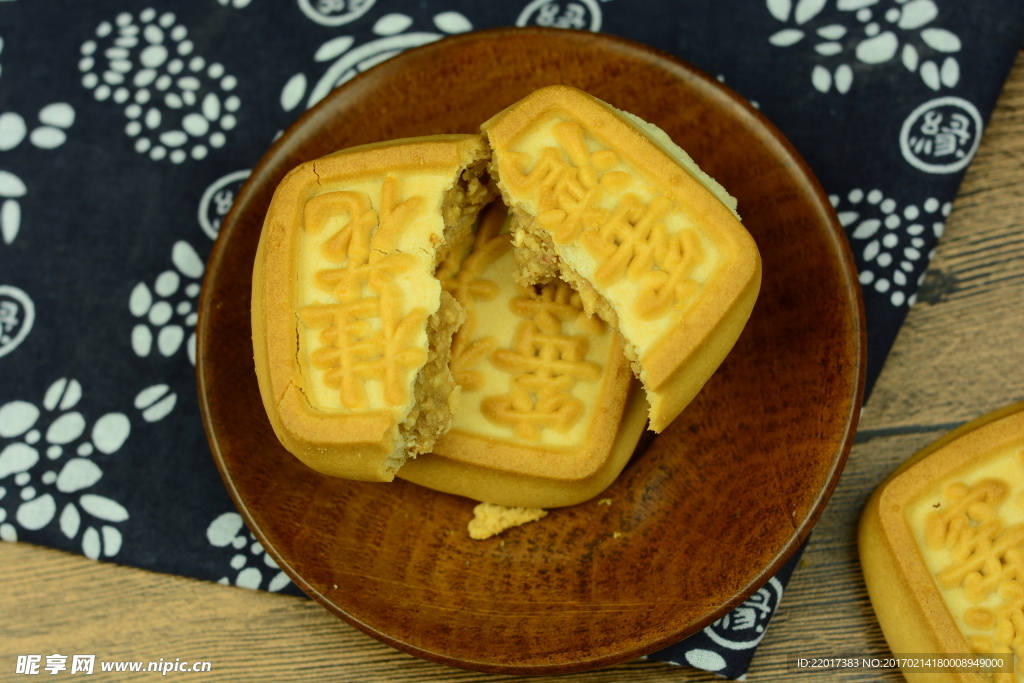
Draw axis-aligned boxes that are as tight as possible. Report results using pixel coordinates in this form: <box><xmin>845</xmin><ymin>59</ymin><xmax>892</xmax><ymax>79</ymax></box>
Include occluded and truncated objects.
<box><xmin>3</xmin><ymin>52</ymin><xmax>1022</xmax><ymax>683</ymax></box>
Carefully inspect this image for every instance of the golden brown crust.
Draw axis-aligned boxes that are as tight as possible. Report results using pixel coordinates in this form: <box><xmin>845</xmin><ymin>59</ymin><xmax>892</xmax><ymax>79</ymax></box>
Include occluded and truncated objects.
<box><xmin>640</xmin><ymin>255</ymin><xmax>762</xmax><ymax>428</ymax></box>
<box><xmin>858</xmin><ymin>401</ymin><xmax>1024</xmax><ymax>683</ymax></box>
<box><xmin>396</xmin><ymin>201</ymin><xmax>647</xmax><ymax>508</ymax></box>
<box><xmin>252</xmin><ymin>134</ymin><xmax>490</xmax><ymax>482</ymax></box>
<box><xmin>482</xmin><ymin>85</ymin><xmax>761</xmax><ymax>432</ymax></box>
<box><xmin>313</xmin><ymin>135</ymin><xmax>492</xmax><ymax>184</ymax></box>
<box><xmin>399</xmin><ymin>376</ymin><xmax>648</xmax><ymax>509</ymax></box>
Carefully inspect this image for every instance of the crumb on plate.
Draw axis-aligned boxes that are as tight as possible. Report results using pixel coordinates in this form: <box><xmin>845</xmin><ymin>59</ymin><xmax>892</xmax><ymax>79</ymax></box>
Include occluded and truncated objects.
<box><xmin>468</xmin><ymin>502</ymin><xmax>547</xmax><ymax>540</ymax></box>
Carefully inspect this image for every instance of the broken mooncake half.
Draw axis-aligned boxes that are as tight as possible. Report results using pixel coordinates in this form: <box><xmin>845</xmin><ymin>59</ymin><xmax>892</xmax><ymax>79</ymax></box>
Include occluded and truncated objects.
<box><xmin>859</xmin><ymin>401</ymin><xmax>1024</xmax><ymax>683</ymax></box>
<box><xmin>482</xmin><ymin>85</ymin><xmax>761</xmax><ymax>432</ymax></box>
<box><xmin>252</xmin><ymin>135</ymin><xmax>494</xmax><ymax>482</ymax></box>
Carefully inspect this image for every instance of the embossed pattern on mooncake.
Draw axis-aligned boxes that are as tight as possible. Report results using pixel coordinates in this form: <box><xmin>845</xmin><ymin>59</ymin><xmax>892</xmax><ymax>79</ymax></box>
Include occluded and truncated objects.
<box><xmin>299</xmin><ymin>177</ymin><xmax>429</xmax><ymax>412</ymax></box>
<box><xmin>500</xmin><ymin>119</ymin><xmax>709</xmax><ymax>323</ymax></box>
<box><xmin>481</xmin><ymin>280</ymin><xmax>604</xmax><ymax>440</ymax></box>
<box><xmin>908</xmin><ymin>445</ymin><xmax>1024</xmax><ymax>681</ymax></box>
<box><xmin>435</xmin><ymin>204</ymin><xmax>612</xmax><ymax>447</ymax></box>
<box><xmin>252</xmin><ymin>134</ymin><xmax>493</xmax><ymax>482</ymax></box>
<box><xmin>398</xmin><ymin>202</ymin><xmax>646</xmax><ymax>508</ymax></box>
<box><xmin>860</xmin><ymin>402</ymin><xmax>1024</xmax><ymax>683</ymax></box>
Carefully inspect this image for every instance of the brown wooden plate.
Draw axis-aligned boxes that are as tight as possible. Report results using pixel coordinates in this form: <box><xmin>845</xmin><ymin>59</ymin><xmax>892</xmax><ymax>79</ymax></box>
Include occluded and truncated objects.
<box><xmin>196</xmin><ymin>28</ymin><xmax>865</xmax><ymax>675</ymax></box>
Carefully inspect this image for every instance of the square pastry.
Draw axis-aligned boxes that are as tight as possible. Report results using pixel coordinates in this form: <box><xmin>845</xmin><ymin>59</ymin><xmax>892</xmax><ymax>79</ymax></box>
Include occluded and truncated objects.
<box><xmin>398</xmin><ymin>204</ymin><xmax>649</xmax><ymax>508</ymax></box>
<box><xmin>252</xmin><ymin>135</ymin><xmax>494</xmax><ymax>482</ymax></box>
<box><xmin>859</xmin><ymin>401</ymin><xmax>1024</xmax><ymax>682</ymax></box>
<box><xmin>482</xmin><ymin>85</ymin><xmax>761</xmax><ymax>432</ymax></box>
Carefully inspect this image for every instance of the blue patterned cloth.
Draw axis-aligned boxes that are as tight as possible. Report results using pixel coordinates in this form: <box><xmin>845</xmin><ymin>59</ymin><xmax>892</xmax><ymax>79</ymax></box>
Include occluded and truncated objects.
<box><xmin>1</xmin><ymin>0</ymin><xmax>1022</xmax><ymax>677</ymax></box>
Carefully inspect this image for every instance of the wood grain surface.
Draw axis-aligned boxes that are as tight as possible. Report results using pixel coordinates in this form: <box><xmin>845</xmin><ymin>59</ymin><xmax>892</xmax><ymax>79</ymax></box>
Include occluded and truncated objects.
<box><xmin>3</xmin><ymin>48</ymin><xmax>1022</xmax><ymax>683</ymax></box>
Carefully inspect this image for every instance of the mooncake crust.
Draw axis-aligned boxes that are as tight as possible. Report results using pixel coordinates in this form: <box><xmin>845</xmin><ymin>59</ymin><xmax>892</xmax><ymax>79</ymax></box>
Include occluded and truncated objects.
<box><xmin>859</xmin><ymin>401</ymin><xmax>1024</xmax><ymax>683</ymax></box>
<box><xmin>482</xmin><ymin>85</ymin><xmax>761</xmax><ymax>432</ymax></box>
<box><xmin>399</xmin><ymin>376</ymin><xmax>648</xmax><ymax>509</ymax></box>
<box><xmin>397</xmin><ymin>202</ymin><xmax>648</xmax><ymax>508</ymax></box>
<box><xmin>252</xmin><ymin>134</ymin><xmax>491</xmax><ymax>482</ymax></box>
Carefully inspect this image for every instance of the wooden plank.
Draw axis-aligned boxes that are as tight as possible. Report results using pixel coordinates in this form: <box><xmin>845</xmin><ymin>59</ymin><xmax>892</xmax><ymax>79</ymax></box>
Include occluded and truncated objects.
<box><xmin>862</xmin><ymin>49</ymin><xmax>1024</xmax><ymax>431</ymax></box>
<box><xmin>0</xmin><ymin>544</ymin><xmax>711</xmax><ymax>682</ymax></box>
<box><xmin>747</xmin><ymin>432</ymin><xmax>944</xmax><ymax>682</ymax></box>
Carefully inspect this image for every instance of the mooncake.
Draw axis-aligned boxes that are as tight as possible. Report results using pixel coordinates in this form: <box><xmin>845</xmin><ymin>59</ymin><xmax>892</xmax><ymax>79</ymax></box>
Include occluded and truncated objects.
<box><xmin>252</xmin><ymin>135</ymin><xmax>495</xmax><ymax>482</ymax></box>
<box><xmin>481</xmin><ymin>85</ymin><xmax>761</xmax><ymax>432</ymax></box>
<box><xmin>397</xmin><ymin>203</ymin><xmax>649</xmax><ymax>508</ymax></box>
<box><xmin>859</xmin><ymin>401</ymin><xmax>1024</xmax><ymax>683</ymax></box>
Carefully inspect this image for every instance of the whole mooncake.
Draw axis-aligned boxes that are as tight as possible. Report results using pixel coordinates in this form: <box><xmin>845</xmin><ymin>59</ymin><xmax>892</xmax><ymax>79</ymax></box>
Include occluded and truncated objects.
<box><xmin>859</xmin><ymin>401</ymin><xmax>1024</xmax><ymax>683</ymax></box>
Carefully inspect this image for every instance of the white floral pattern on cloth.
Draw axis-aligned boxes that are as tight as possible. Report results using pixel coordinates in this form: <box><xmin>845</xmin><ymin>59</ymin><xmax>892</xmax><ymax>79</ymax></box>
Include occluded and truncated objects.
<box><xmin>129</xmin><ymin>241</ymin><xmax>205</xmax><ymax>365</ymax></box>
<box><xmin>198</xmin><ymin>169</ymin><xmax>250</xmax><ymax>241</ymax></box>
<box><xmin>79</xmin><ymin>9</ymin><xmax>242</xmax><ymax>164</ymax></box>
<box><xmin>134</xmin><ymin>384</ymin><xmax>178</xmax><ymax>424</ymax></box>
<box><xmin>900</xmin><ymin>96</ymin><xmax>983</xmax><ymax>174</ymax></box>
<box><xmin>0</xmin><ymin>36</ymin><xmax>77</xmax><ymax>245</ymax></box>
<box><xmin>0</xmin><ymin>285</ymin><xmax>34</xmax><ymax>358</ymax></box>
<box><xmin>830</xmin><ymin>187</ymin><xmax>949</xmax><ymax>306</ymax></box>
<box><xmin>653</xmin><ymin>577</ymin><xmax>784</xmax><ymax>674</ymax></box>
<box><xmin>703</xmin><ymin>577</ymin><xmax>784</xmax><ymax>650</ymax></box>
<box><xmin>297</xmin><ymin>0</ymin><xmax>377</xmax><ymax>27</ymax></box>
<box><xmin>681</xmin><ymin>649</ymin><xmax>729</xmax><ymax>673</ymax></box>
<box><xmin>206</xmin><ymin>512</ymin><xmax>291</xmax><ymax>591</ymax></box>
<box><xmin>280</xmin><ymin>11</ymin><xmax>474</xmax><ymax>112</ymax></box>
<box><xmin>516</xmin><ymin>0</ymin><xmax>603</xmax><ymax>31</ymax></box>
<box><xmin>0</xmin><ymin>379</ymin><xmax>134</xmax><ymax>558</ymax></box>
<box><xmin>216</xmin><ymin>0</ymin><xmax>253</xmax><ymax>9</ymax></box>
<box><xmin>766</xmin><ymin>0</ymin><xmax>963</xmax><ymax>94</ymax></box>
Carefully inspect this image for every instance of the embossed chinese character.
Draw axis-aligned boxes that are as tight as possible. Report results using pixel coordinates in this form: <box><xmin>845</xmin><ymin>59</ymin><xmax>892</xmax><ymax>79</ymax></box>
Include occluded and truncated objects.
<box><xmin>504</xmin><ymin>121</ymin><xmax>630</xmax><ymax>245</ymax></box>
<box><xmin>926</xmin><ymin>479</ymin><xmax>1023</xmax><ymax>602</ymax></box>
<box><xmin>300</xmin><ymin>177</ymin><xmax>429</xmax><ymax>409</ymax></box>
<box><xmin>504</xmin><ymin>119</ymin><xmax>704</xmax><ymax>320</ymax></box>
<box><xmin>481</xmin><ymin>281</ymin><xmax>602</xmax><ymax>440</ymax></box>
<box><xmin>924</xmin><ymin>474</ymin><xmax>1024</xmax><ymax>661</ymax></box>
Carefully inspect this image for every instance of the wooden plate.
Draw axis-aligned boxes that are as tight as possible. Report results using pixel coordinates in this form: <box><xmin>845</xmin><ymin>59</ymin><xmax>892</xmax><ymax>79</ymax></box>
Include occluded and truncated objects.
<box><xmin>196</xmin><ymin>28</ymin><xmax>865</xmax><ymax>675</ymax></box>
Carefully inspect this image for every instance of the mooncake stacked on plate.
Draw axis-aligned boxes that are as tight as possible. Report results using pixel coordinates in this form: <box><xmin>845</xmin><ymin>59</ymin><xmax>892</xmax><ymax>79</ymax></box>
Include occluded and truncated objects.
<box><xmin>398</xmin><ymin>204</ymin><xmax>648</xmax><ymax>508</ymax></box>
<box><xmin>252</xmin><ymin>86</ymin><xmax>761</xmax><ymax>507</ymax></box>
